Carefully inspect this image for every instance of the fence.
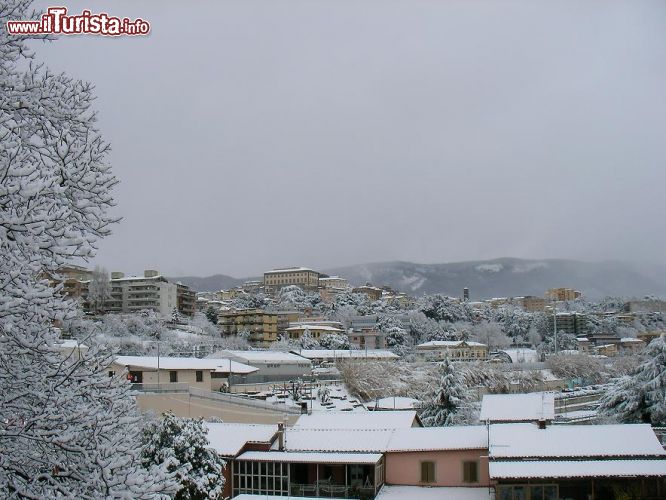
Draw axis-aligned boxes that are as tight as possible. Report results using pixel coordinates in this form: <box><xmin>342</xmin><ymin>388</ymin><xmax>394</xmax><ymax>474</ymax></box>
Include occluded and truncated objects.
<box><xmin>130</xmin><ymin>383</ymin><xmax>189</xmax><ymax>393</ymax></box>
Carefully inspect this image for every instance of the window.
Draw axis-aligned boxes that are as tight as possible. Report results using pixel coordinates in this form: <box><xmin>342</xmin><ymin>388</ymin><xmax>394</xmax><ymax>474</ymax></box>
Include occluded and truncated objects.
<box><xmin>169</xmin><ymin>371</ymin><xmax>178</xmax><ymax>383</ymax></box>
<box><xmin>196</xmin><ymin>370</ymin><xmax>203</xmax><ymax>382</ymax></box>
<box><xmin>420</xmin><ymin>461</ymin><xmax>435</xmax><ymax>483</ymax></box>
<box><xmin>463</xmin><ymin>461</ymin><xmax>478</xmax><ymax>483</ymax></box>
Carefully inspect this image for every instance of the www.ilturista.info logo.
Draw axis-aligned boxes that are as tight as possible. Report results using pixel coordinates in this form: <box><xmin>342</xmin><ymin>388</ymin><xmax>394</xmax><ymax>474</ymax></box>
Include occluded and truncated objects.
<box><xmin>6</xmin><ymin>7</ymin><xmax>150</xmax><ymax>36</ymax></box>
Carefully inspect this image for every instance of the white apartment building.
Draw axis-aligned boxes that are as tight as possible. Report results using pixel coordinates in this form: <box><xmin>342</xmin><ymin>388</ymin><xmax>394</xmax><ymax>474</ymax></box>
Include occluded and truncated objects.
<box><xmin>88</xmin><ymin>270</ymin><xmax>179</xmax><ymax>317</ymax></box>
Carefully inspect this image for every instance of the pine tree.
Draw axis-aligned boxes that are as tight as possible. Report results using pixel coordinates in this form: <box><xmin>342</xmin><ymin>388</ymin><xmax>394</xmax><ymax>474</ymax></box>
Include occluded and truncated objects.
<box><xmin>205</xmin><ymin>307</ymin><xmax>218</xmax><ymax>325</ymax></box>
<box><xmin>599</xmin><ymin>335</ymin><xmax>666</xmax><ymax>425</ymax></box>
<box><xmin>142</xmin><ymin>413</ymin><xmax>226</xmax><ymax>500</ymax></box>
<box><xmin>418</xmin><ymin>358</ymin><xmax>474</xmax><ymax>426</ymax></box>
<box><xmin>0</xmin><ymin>1</ymin><xmax>177</xmax><ymax>496</ymax></box>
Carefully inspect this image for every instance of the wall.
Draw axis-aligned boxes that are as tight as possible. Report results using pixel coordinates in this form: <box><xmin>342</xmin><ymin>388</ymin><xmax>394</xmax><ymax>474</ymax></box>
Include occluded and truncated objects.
<box><xmin>385</xmin><ymin>450</ymin><xmax>491</xmax><ymax>488</ymax></box>
<box><xmin>110</xmin><ymin>365</ymin><xmax>213</xmax><ymax>390</ymax></box>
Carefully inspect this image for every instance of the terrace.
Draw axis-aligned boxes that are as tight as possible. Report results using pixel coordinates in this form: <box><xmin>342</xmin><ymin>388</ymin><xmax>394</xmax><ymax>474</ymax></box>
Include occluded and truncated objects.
<box><xmin>232</xmin><ymin>451</ymin><xmax>385</xmax><ymax>499</ymax></box>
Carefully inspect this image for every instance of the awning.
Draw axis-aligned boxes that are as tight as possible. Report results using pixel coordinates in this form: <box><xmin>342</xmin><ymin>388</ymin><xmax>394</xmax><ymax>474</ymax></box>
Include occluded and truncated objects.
<box><xmin>236</xmin><ymin>451</ymin><xmax>383</xmax><ymax>465</ymax></box>
<box><xmin>490</xmin><ymin>459</ymin><xmax>666</xmax><ymax>479</ymax></box>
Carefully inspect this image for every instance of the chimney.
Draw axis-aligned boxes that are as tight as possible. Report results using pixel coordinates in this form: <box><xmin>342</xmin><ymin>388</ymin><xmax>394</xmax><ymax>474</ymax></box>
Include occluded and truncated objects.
<box><xmin>463</xmin><ymin>287</ymin><xmax>470</xmax><ymax>301</ymax></box>
<box><xmin>277</xmin><ymin>422</ymin><xmax>285</xmax><ymax>451</ymax></box>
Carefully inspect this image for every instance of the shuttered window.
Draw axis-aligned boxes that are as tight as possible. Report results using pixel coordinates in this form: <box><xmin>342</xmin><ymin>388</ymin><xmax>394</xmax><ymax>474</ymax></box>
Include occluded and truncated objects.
<box><xmin>463</xmin><ymin>461</ymin><xmax>479</xmax><ymax>483</ymax></box>
<box><xmin>420</xmin><ymin>461</ymin><xmax>435</xmax><ymax>483</ymax></box>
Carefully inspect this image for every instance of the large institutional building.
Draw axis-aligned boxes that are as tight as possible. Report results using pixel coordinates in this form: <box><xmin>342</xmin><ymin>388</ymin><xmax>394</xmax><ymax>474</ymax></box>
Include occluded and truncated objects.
<box><xmin>263</xmin><ymin>267</ymin><xmax>320</xmax><ymax>294</ymax></box>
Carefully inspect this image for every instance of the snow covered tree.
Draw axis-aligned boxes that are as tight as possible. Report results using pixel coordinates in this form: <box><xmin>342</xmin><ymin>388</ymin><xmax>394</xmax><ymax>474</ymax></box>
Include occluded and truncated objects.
<box><xmin>319</xmin><ymin>332</ymin><xmax>350</xmax><ymax>350</ymax></box>
<box><xmin>299</xmin><ymin>330</ymin><xmax>320</xmax><ymax>349</ymax></box>
<box><xmin>87</xmin><ymin>265</ymin><xmax>111</xmax><ymax>314</ymax></box>
<box><xmin>599</xmin><ymin>336</ymin><xmax>666</xmax><ymax>425</ymax></box>
<box><xmin>419</xmin><ymin>294</ymin><xmax>469</xmax><ymax>323</ymax></box>
<box><xmin>469</xmin><ymin>321</ymin><xmax>511</xmax><ymax>350</ymax></box>
<box><xmin>418</xmin><ymin>358</ymin><xmax>474</xmax><ymax>426</ymax></box>
<box><xmin>273</xmin><ymin>285</ymin><xmax>321</xmax><ymax>311</ymax></box>
<box><xmin>0</xmin><ymin>2</ymin><xmax>176</xmax><ymax>495</ymax></box>
<box><xmin>384</xmin><ymin>326</ymin><xmax>410</xmax><ymax>355</ymax></box>
<box><xmin>205</xmin><ymin>307</ymin><xmax>218</xmax><ymax>325</ymax></box>
<box><xmin>189</xmin><ymin>312</ymin><xmax>218</xmax><ymax>336</ymax></box>
<box><xmin>269</xmin><ymin>334</ymin><xmax>297</xmax><ymax>351</ymax></box>
<box><xmin>142</xmin><ymin>412</ymin><xmax>226</xmax><ymax>499</ymax></box>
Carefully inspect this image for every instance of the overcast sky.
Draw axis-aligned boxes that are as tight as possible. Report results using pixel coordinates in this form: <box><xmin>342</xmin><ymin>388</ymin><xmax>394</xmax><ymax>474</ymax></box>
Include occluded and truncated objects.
<box><xmin>31</xmin><ymin>0</ymin><xmax>666</xmax><ymax>277</ymax></box>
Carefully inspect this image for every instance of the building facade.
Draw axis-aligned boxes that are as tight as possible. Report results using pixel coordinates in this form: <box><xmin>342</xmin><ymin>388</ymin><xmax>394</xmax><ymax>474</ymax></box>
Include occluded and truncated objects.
<box><xmin>546</xmin><ymin>288</ymin><xmax>582</xmax><ymax>301</ymax></box>
<box><xmin>415</xmin><ymin>340</ymin><xmax>488</xmax><ymax>361</ymax></box>
<box><xmin>81</xmin><ymin>270</ymin><xmax>195</xmax><ymax>317</ymax></box>
<box><xmin>264</xmin><ymin>267</ymin><xmax>320</xmax><ymax>294</ymax></box>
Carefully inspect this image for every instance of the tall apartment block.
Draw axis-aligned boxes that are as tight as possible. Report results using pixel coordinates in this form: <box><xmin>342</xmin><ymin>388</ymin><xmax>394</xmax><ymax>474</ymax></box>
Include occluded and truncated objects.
<box><xmin>79</xmin><ymin>269</ymin><xmax>196</xmax><ymax>317</ymax></box>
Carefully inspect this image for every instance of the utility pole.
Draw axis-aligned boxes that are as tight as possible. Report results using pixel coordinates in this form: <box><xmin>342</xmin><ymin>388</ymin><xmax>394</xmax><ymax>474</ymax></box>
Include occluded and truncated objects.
<box><xmin>157</xmin><ymin>340</ymin><xmax>160</xmax><ymax>388</ymax></box>
<box><xmin>553</xmin><ymin>300</ymin><xmax>558</xmax><ymax>354</ymax></box>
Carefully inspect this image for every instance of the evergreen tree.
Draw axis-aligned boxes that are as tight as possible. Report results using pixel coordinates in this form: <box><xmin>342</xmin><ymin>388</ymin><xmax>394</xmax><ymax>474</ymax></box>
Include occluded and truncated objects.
<box><xmin>599</xmin><ymin>336</ymin><xmax>666</xmax><ymax>425</ymax></box>
<box><xmin>142</xmin><ymin>413</ymin><xmax>226</xmax><ymax>499</ymax></box>
<box><xmin>418</xmin><ymin>358</ymin><xmax>474</xmax><ymax>426</ymax></box>
<box><xmin>205</xmin><ymin>307</ymin><xmax>218</xmax><ymax>325</ymax></box>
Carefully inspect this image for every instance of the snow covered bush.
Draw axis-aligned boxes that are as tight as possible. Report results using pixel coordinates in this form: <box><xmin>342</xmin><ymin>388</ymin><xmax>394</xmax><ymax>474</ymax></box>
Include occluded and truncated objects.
<box><xmin>319</xmin><ymin>332</ymin><xmax>350</xmax><ymax>350</ymax></box>
<box><xmin>546</xmin><ymin>353</ymin><xmax>607</xmax><ymax>384</ymax></box>
<box><xmin>142</xmin><ymin>412</ymin><xmax>226</xmax><ymax>499</ymax></box>
<box><xmin>599</xmin><ymin>335</ymin><xmax>666</xmax><ymax>425</ymax></box>
<box><xmin>0</xmin><ymin>2</ymin><xmax>177</xmax><ymax>495</ymax></box>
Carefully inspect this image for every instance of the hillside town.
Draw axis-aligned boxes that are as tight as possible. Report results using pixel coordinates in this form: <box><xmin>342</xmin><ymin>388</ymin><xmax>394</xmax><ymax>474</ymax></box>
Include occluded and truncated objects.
<box><xmin>47</xmin><ymin>263</ymin><xmax>666</xmax><ymax>498</ymax></box>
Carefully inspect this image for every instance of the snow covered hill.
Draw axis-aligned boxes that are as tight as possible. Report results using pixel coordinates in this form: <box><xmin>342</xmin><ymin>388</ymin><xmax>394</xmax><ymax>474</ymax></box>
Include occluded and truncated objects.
<box><xmin>173</xmin><ymin>258</ymin><xmax>666</xmax><ymax>300</ymax></box>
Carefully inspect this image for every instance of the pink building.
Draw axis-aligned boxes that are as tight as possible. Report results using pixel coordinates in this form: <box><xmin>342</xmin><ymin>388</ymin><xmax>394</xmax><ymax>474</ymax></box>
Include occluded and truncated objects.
<box><xmin>385</xmin><ymin>427</ymin><xmax>491</xmax><ymax>488</ymax></box>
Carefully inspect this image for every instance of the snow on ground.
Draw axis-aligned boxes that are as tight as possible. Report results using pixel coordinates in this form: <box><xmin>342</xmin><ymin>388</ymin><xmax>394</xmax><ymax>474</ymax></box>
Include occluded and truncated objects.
<box><xmin>377</xmin><ymin>485</ymin><xmax>493</xmax><ymax>499</ymax></box>
<box><xmin>250</xmin><ymin>383</ymin><xmax>367</xmax><ymax>413</ymax></box>
<box><xmin>369</xmin><ymin>396</ymin><xmax>420</xmax><ymax>410</ymax></box>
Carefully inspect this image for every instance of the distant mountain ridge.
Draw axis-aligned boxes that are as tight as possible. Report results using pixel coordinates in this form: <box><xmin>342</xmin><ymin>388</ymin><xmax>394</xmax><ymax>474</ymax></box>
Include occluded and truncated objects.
<box><xmin>172</xmin><ymin>258</ymin><xmax>666</xmax><ymax>300</ymax></box>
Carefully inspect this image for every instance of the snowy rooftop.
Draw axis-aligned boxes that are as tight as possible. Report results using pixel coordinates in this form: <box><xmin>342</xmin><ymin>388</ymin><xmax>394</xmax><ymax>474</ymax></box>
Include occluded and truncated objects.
<box><xmin>111</xmin><ymin>274</ymin><xmax>165</xmax><ymax>282</ymax></box>
<box><xmin>479</xmin><ymin>392</ymin><xmax>555</xmax><ymax>422</ymax></box>
<box><xmin>112</xmin><ymin>356</ymin><xmax>258</xmax><ymax>374</ymax></box>
<box><xmin>377</xmin><ymin>486</ymin><xmax>493</xmax><ymax>500</ymax></box>
<box><xmin>209</xmin><ymin>350</ymin><xmax>310</xmax><ymax>364</ymax></box>
<box><xmin>387</xmin><ymin>426</ymin><xmax>488</xmax><ymax>452</ymax></box>
<box><xmin>417</xmin><ymin>340</ymin><xmax>487</xmax><ymax>348</ymax></box>
<box><xmin>489</xmin><ymin>423</ymin><xmax>666</xmax><ymax>458</ymax></box>
<box><xmin>265</xmin><ymin>267</ymin><xmax>316</xmax><ymax>274</ymax></box>
<box><xmin>294</xmin><ymin>411</ymin><xmax>418</xmax><ymax>430</ymax></box>
<box><xmin>489</xmin><ymin>460</ymin><xmax>666</xmax><ymax>479</ymax></box>
<box><xmin>237</xmin><ymin>451</ymin><xmax>382</xmax><ymax>465</ymax></box>
<box><xmin>53</xmin><ymin>339</ymin><xmax>88</xmax><ymax>349</ymax></box>
<box><xmin>281</xmin><ymin>428</ymin><xmax>394</xmax><ymax>453</ymax></box>
<box><xmin>286</xmin><ymin>325</ymin><xmax>344</xmax><ymax>332</ymax></box>
<box><xmin>292</xmin><ymin>349</ymin><xmax>399</xmax><ymax>360</ymax></box>
<box><xmin>205</xmin><ymin>423</ymin><xmax>277</xmax><ymax>456</ymax></box>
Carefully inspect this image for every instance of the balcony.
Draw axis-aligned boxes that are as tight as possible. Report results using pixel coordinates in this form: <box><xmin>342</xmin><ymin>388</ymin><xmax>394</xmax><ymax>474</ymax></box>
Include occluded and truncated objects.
<box><xmin>232</xmin><ymin>452</ymin><xmax>384</xmax><ymax>499</ymax></box>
